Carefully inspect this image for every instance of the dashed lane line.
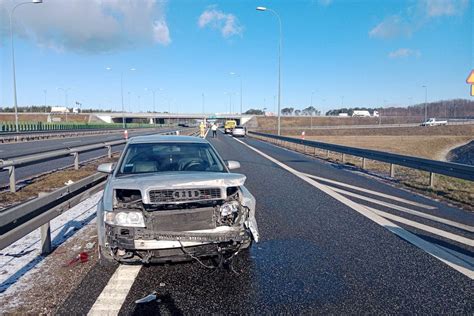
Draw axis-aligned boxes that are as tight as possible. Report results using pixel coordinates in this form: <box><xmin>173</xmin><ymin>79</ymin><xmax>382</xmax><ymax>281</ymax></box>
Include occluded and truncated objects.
<box><xmin>232</xmin><ymin>137</ymin><xmax>473</xmax><ymax>279</ymax></box>
<box><xmin>323</xmin><ymin>183</ymin><xmax>474</xmax><ymax>233</ymax></box>
<box><xmin>88</xmin><ymin>265</ymin><xmax>142</xmax><ymax>316</ymax></box>
<box><xmin>299</xmin><ymin>172</ymin><xmax>436</xmax><ymax>210</ymax></box>
<box><xmin>366</xmin><ymin>206</ymin><xmax>473</xmax><ymax>247</ymax></box>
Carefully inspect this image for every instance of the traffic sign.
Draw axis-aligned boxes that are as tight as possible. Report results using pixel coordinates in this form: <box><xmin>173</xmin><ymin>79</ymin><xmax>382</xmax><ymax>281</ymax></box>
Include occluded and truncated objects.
<box><xmin>466</xmin><ymin>70</ymin><xmax>474</xmax><ymax>96</ymax></box>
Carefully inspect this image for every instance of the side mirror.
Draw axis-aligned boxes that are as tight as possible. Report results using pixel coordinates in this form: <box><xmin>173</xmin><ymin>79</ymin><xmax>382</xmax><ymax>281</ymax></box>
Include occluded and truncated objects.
<box><xmin>227</xmin><ymin>160</ymin><xmax>241</xmax><ymax>170</ymax></box>
<box><xmin>97</xmin><ymin>163</ymin><xmax>114</xmax><ymax>174</ymax></box>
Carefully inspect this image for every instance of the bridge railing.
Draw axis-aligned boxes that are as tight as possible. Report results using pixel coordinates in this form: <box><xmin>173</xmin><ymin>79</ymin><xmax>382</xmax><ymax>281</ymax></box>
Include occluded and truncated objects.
<box><xmin>248</xmin><ymin>131</ymin><xmax>474</xmax><ymax>186</ymax></box>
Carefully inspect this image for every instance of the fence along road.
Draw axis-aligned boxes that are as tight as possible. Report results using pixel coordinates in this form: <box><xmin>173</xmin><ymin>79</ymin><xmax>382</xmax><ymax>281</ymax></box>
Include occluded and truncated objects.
<box><xmin>248</xmin><ymin>131</ymin><xmax>474</xmax><ymax>185</ymax></box>
<box><xmin>0</xmin><ymin>128</ymin><xmax>186</xmax><ymax>191</ymax></box>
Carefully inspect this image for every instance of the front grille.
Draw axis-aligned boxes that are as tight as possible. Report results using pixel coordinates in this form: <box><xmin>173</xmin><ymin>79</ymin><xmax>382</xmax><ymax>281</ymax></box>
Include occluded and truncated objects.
<box><xmin>149</xmin><ymin>188</ymin><xmax>222</xmax><ymax>203</ymax></box>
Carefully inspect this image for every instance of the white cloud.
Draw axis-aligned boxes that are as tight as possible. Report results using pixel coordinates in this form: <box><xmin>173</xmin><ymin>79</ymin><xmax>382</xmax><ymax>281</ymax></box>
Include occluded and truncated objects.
<box><xmin>420</xmin><ymin>0</ymin><xmax>469</xmax><ymax>17</ymax></box>
<box><xmin>369</xmin><ymin>15</ymin><xmax>412</xmax><ymax>39</ymax></box>
<box><xmin>369</xmin><ymin>0</ymin><xmax>469</xmax><ymax>39</ymax></box>
<box><xmin>0</xmin><ymin>0</ymin><xmax>171</xmax><ymax>53</ymax></box>
<box><xmin>388</xmin><ymin>48</ymin><xmax>421</xmax><ymax>58</ymax></box>
<box><xmin>198</xmin><ymin>8</ymin><xmax>243</xmax><ymax>38</ymax></box>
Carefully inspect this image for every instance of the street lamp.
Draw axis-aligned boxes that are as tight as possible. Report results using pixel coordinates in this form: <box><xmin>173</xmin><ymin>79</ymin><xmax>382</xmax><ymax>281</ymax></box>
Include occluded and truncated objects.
<box><xmin>106</xmin><ymin>67</ymin><xmax>135</xmax><ymax>128</ymax></box>
<box><xmin>10</xmin><ymin>0</ymin><xmax>43</xmax><ymax>132</ymax></box>
<box><xmin>43</xmin><ymin>89</ymin><xmax>47</xmax><ymax>113</ymax></box>
<box><xmin>145</xmin><ymin>88</ymin><xmax>161</xmax><ymax>126</ymax></box>
<box><xmin>230</xmin><ymin>72</ymin><xmax>243</xmax><ymax>114</ymax></box>
<box><xmin>310</xmin><ymin>91</ymin><xmax>315</xmax><ymax>129</ymax></box>
<box><xmin>257</xmin><ymin>6</ymin><xmax>282</xmax><ymax>135</ymax></box>
<box><xmin>422</xmin><ymin>85</ymin><xmax>428</xmax><ymax>122</ymax></box>
<box><xmin>57</xmin><ymin>87</ymin><xmax>71</xmax><ymax>122</ymax></box>
<box><xmin>225</xmin><ymin>92</ymin><xmax>234</xmax><ymax>114</ymax></box>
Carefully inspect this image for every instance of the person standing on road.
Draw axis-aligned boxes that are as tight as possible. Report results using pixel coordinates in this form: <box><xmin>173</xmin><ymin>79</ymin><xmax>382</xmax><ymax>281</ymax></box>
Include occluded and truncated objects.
<box><xmin>211</xmin><ymin>123</ymin><xmax>218</xmax><ymax>138</ymax></box>
<box><xmin>199</xmin><ymin>121</ymin><xmax>206</xmax><ymax>138</ymax></box>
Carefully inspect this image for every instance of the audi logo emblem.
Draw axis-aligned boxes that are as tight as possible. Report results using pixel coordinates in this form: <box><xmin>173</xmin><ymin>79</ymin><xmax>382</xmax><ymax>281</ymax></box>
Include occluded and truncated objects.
<box><xmin>173</xmin><ymin>190</ymin><xmax>201</xmax><ymax>200</ymax></box>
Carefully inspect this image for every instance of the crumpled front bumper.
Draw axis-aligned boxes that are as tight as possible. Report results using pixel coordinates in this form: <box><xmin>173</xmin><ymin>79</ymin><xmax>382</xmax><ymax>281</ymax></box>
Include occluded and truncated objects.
<box><xmin>104</xmin><ymin>224</ymin><xmax>252</xmax><ymax>263</ymax></box>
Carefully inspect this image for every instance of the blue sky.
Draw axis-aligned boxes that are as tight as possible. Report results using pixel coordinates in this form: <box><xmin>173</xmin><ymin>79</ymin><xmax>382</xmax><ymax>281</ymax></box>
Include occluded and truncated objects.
<box><xmin>0</xmin><ymin>0</ymin><xmax>472</xmax><ymax>114</ymax></box>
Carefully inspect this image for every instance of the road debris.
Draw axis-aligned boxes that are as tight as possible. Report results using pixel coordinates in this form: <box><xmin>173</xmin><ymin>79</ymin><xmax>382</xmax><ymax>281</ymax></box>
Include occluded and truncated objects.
<box><xmin>64</xmin><ymin>180</ymin><xmax>75</xmax><ymax>186</ymax></box>
<box><xmin>135</xmin><ymin>291</ymin><xmax>160</xmax><ymax>304</ymax></box>
<box><xmin>65</xmin><ymin>252</ymin><xmax>89</xmax><ymax>266</ymax></box>
<box><xmin>85</xmin><ymin>242</ymin><xmax>96</xmax><ymax>250</ymax></box>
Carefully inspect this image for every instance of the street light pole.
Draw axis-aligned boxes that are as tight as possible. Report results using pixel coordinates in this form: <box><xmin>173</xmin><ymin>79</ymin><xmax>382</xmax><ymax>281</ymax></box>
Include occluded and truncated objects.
<box><xmin>57</xmin><ymin>87</ymin><xmax>71</xmax><ymax>122</ymax></box>
<box><xmin>257</xmin><ymin>6</ymin><xmax>282</xmax><ymax>135</ymax></box>
<box><xmin>43</xmin><ymin>89</ymin><xmax>47</xmax><ymax>113</ymax></box>
<box><xmin>230</xmin><ymin>72</ymin><xmax>243</xmax><ymax>114</ymax></box>
<box><xmin>310</xmin><ymin>91</ymin><xmax>315</xmax><ymax>129</ymax></box>
<box><xmin>9</xmin><ymin>0</ymin><xmax>43</xmax><ymax>132</ymax></box>
<box><xmin>106</xmin><ymin>67</ymin><xmax>135</xmax><ymax>128</ymax></box>
<box><xmin>202</xmin><ymin>93</ymin><xmax>205</xmax><ymax>114</ymax></box>
<box><xmin>422</xmin><ymin>85</ymin><xmax>428</xmax><ymax>121</ymax></box>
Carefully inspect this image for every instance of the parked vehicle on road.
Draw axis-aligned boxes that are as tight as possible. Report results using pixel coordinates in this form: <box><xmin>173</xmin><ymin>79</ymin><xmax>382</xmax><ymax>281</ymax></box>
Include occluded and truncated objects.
<box><xmin>96</xmin><ymin>135</ymin><xmax>259</xmax><ymax>264</ymax></box>
<box><xmin>232</xmin><ymin>126</ymin><xmax>246</xmax><ymax>137</ymax></box>
<box><xmin>420</xmin><ymin>118</ymin><xmax>448</xmax><ymax>126</ymax></box>
<box><xmin>224</xmin><ymin>120</ymin><xmax>237</xmax><ymax>134</ymax></box>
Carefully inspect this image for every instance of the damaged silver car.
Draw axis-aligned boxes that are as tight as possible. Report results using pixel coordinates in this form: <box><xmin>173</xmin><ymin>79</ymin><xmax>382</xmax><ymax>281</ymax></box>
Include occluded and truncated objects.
<box><xmin>96</xmin><ymin>135</ymin><xmax>259</xmax><ymax>264</ymax></box>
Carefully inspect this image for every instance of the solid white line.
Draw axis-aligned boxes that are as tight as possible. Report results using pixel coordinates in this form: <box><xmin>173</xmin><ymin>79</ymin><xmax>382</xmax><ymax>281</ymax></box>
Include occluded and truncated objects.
<box><xmin>367</xmin><ymin>206</ymin><xmax>474</xmax><ymax>247</ymax></box>
<box><xmin>326</xmin><ymin>185</ymin><xmax>474</xmax><ymax>233</ymax></box>
<box><xmin>63</xmin><ymin>140</ymin><xmax>82</xmax><ymax>144</ymax></box>
<box><xmin>88</xmin><ymin>265</ymin><xmax>142</xmax><ymax>316</ymax></box>
<box><xmin>232</xmin><ymin>137</ymin><xmax>473</xmax><ymax>279</ymax></box>
<box><xmin>300</xmin><ymin>172</ymin><xmax>436</xmax><ymax>210</ymax></box>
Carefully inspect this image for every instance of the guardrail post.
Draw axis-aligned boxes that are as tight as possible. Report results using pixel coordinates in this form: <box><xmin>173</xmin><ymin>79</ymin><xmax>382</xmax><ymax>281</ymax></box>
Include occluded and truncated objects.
<box><xmin>390</xmin><ymin>164</ymin><xmax>395</xmax><ymax>177</ymax></box>
<box><xmin>8</xmin><ymin>166</ymin><xmax>16</xmax><ymax>193</ymax></box>
<box><xmin>429</xmin><ymin>172</ymin><xmax>435</xmax><ymax>188</ymax></box>
<box><xmin>73</xmin><ymin>152</ymin><xmax>79</xmax><ymax>170</ymax></box>
<box><xmin>362</xmin><ymin>157</ymin><xmax>366</xmax><ymax>169</ymax></box>
<box><xmin>107</xmin><ymin>146</ymin><xmax>112</xmax><ymax>158</ymax></box>
<box><xmin>342</xmin><ymin>153</ymin><xmax>346</xmax><ymax>163</ymax></box>
<box><xmin>326</xmin><ymin>150</ymin><xmax>329</xmax><ymax>158</ymax></box>
<box><xmin>40</xmin><ymin>221</ymin><xmax>52</xmax><ymax>255</ymax></box>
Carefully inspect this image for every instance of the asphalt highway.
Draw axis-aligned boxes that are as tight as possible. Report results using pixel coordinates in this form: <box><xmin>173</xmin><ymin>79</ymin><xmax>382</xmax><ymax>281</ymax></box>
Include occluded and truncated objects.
<box><xmin>58</xmin><ymin>131</ymin><xmax>473</xmax><ymax>314</ymax></box>
<box><xmin>0</xmin><ymin>128</ymin><xmax>178</xmax><ymax>187</ymax></box>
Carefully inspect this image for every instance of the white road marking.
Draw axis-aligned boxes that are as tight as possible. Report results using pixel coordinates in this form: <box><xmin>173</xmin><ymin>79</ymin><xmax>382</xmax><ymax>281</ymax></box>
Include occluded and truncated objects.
<box><xmin>326</xmin><ymin>184</ymin><xmax>474</xmax><ymax>233</ymax></box>
<box><xmin>88</xmin><ymin>265</ymin><xmax>142</xmax><ymax>316</ymax></box>
<box><xmin>63</xmin><ymin>140</ymin><xmax>82</xmax><ymax>145</ymax></box>
<box><xmin>300</xmin><ymin>172</ymin><xmax>436</xmax><ymax>210</ymax></box>
<box><xmin>367</xmin><ymin>206</ymin><xmax>473</xmax><ymax>247</ymax></box>
<box><xmin>232</xmin><ymin>137</ymin><xmax>474</xmax><ymax>279</ymax></box>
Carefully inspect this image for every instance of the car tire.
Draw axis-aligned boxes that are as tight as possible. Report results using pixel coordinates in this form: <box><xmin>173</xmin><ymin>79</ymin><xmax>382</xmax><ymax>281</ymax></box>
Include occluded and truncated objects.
<box><xmin>99</xmin><ymin>245</ymin><xmax>118</xmax><ymax>267</ymax></box>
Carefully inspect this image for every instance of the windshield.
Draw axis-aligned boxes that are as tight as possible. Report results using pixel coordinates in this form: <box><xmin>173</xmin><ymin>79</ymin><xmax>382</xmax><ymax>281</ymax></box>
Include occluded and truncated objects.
<box><xmin>117</xmin><ymin>142</ymin><xmax>225</xmax><ymax>175</ymax></box>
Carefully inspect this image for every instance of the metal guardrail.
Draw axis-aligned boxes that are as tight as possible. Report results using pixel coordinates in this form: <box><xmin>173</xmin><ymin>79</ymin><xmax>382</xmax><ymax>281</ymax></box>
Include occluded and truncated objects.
<box><xmin>0</xmin><ymin>129</ymin><xmax>186</xmax><ymax>192</ymax></box>
<box><xmin>248</xmin><ymin>131</ymin><xmax>474</xmax><ymax>185</ymax></box>
<box><xmin>0</xmin><ymin>173</ymin><xmax>107</xmax><ymax>253</ymax></box>
<box><xmin>0</xmin><ymin>128</ymin><xmax>200</xmax><ymax>253</ymax></box>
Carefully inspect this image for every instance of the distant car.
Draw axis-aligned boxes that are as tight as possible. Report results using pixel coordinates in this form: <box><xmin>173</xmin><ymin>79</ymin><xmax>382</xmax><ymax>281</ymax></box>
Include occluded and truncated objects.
<box><xmin>420</xmin><ymin>118</ymin><xmax>448</xmax><ymax>126</ymax></box>
<box><xmin>232</xmin><ymin>126</ymin><xmax>246</xmax><ymax>137</ymax></box>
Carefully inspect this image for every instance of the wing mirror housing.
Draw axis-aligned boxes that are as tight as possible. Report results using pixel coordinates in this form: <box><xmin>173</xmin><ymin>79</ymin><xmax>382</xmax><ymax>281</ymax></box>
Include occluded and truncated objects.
<box><xmin>97</xmin><ymin>163</ymin><xmax>114</xmax><ymax>174</ymax></box>
<box><xmin>227</xmin><ymin>160</ymin><xmax>241</xmax><ymax>170</ymax></box>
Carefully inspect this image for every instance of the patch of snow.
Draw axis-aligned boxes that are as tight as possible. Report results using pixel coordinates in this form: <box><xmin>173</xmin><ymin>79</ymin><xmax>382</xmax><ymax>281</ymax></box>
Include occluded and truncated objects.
<box><xmin>0</xmin><ymin>191</ymin><xmax>102</xmax><ymax>296</ymax></box>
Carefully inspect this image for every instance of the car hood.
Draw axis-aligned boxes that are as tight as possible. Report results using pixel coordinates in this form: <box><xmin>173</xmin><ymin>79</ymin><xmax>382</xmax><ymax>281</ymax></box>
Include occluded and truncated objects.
<box><xmin>105</xmin><ymin>172</ymin><xmax>246</xmax><ymax>205</ymax></box>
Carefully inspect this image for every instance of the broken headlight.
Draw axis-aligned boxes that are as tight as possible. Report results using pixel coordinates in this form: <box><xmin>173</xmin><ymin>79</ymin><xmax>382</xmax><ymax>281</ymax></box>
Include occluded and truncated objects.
<box><xmin>105</xmin><ymin>211</ymin><xmax>145</xmax><ymax>227</ymax></box>
<box><xmin>220</xmin><ymin>201</ymin><xmax>240</xmax><ymax>217</ymax></box>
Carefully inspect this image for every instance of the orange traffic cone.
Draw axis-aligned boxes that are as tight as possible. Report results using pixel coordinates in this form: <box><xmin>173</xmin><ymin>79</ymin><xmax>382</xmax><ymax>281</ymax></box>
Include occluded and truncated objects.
<box><xmin>301</xmin><ymin>131</ymin><xmax>305</xmax><ymax>140</ymax></box>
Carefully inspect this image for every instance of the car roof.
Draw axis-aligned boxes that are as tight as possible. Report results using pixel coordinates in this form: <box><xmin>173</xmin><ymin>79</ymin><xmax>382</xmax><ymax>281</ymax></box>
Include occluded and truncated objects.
<box><xmin>128</xmin><ymin>134</ymin><xmax>208</xmax><ymax>144</ymax></box>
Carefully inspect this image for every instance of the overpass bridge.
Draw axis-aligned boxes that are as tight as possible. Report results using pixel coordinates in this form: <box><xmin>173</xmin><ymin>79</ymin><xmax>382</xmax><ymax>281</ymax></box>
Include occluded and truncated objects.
<box><xmin>93</xmin><ymin>112</ymin><xmax>255</xmax><ymax>125</ymax></box>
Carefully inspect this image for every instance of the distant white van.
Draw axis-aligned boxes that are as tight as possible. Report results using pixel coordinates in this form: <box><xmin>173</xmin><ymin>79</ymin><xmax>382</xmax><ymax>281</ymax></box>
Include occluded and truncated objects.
<box><xmin>352</xmin><ymin>110</ymin><xmax>371</xmax><ymax>117</ymax></box>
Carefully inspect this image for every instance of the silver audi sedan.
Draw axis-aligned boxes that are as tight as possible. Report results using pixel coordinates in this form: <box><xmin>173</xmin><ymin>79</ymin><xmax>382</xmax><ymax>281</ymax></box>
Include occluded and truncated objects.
<box><xmin>96</xmin><ymin>135</ymin><xmax>259</xmax><ymax>265</ymax></box>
